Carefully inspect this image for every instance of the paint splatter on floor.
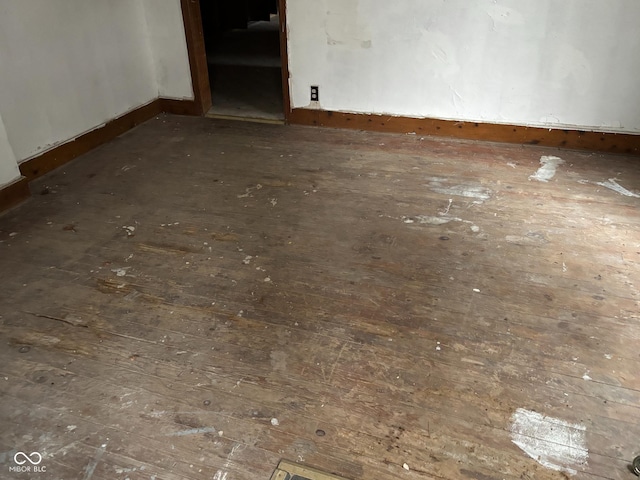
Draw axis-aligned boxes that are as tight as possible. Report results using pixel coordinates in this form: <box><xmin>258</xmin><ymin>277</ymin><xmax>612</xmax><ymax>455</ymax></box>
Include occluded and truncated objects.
<box><xmin>424</xmin><ymin>178</ymin><xmax>492</xmax><ymax>202</ymax></box>
<box><xmin>402</xmin><ymin>215</ymin><xmax>480</xmax><ymax>232</ymax></box>
<box><xmin>510</xmin><ymin>408</ymin><xmax>588</xmax><ymax>475</ymax></box>
<box><xmin>529</xmin><ymin>156</ymin><xmax>564</xmax><ymax>182</ymax></box>
<box><xmin>595</xmin><ymin>178</ymin><xmax>640</xmax><ymax>198</ymax></box>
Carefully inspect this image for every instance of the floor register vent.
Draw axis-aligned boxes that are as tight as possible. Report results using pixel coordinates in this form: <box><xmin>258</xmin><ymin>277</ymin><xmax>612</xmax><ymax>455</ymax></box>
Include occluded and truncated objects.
<box><xmin>270</xmin><ymin>460</ymin><xmax>351</xmax><ymax>480</ymax></box>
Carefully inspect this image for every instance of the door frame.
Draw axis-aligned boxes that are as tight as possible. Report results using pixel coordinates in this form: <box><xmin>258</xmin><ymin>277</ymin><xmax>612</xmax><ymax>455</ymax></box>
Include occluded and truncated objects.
<box><xmin>180</xmin><ymin>0</ymin><xmax>291</xmax><ymax>121</ymax></box>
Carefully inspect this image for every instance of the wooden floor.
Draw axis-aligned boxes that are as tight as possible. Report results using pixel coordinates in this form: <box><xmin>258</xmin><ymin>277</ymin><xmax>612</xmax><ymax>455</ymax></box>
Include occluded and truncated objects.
<box><xmin>1</xmin><ymin>115</ymin><xmax>639</xmax><ymax>480</ymax></box>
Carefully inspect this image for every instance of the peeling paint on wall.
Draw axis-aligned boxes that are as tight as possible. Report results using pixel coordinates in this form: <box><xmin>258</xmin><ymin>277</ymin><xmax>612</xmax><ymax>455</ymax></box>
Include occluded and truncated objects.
<box><xmin>287</xmin><ymin>0</ymin><xmax>640</xmax><ymax>133</ymax></box>
<box><xmin>325</xmin><ymin>0</ymin><xmax>371</xmax><ymax>49</ymax></box>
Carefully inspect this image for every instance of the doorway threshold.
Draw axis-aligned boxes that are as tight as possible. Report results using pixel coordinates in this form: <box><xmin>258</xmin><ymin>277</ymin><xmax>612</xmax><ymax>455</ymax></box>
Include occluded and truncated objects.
<box><xmin>205</xmin><ymin>110</ymin><xmax>285</xmax><ymax>125</ymax></box>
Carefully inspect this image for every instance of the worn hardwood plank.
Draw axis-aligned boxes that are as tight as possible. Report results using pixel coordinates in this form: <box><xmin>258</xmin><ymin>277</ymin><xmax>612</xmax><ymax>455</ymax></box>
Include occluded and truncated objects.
<box><xmin>1</xmin><ymin>114</ymin><xmax>640</xmax><ymax>479</ymax></box>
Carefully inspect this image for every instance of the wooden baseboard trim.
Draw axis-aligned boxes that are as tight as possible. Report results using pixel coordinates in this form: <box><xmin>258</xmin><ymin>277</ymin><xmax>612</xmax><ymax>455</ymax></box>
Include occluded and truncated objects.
<box><xmin>0</xmin><ymin>176</ymin><xmax>30</xmax><ymax>213</ymax></box>
<box><xmin>289</xmin><ymin>108</ymin><xmax>640</xmax><ymax>155</ymax></box>
<box><xmin>5</xmin><ymin>97</ymin><xmax>203</xmax><ymax>213</ymax></box>
<box><xmin>20</xmin><ymin>99</ymin><xmax>163</xmax><ymax>181</ymax></box>
<box><xmin>19</xmin><ymin>97</ymin><xmax>203</xmax><ymax>183</ymax></box>
<box><xmin>160</xmin><ymin>98</ymin><xmax>201</xmax><ymax>116</ymax></box>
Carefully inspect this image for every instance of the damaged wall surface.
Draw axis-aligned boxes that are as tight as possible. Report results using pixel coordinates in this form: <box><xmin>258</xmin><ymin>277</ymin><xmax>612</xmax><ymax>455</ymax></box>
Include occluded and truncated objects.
<box><xmin>287</xmin><ymin>0</ymin><xmax>640</xmax><ymax>134</ymax></box>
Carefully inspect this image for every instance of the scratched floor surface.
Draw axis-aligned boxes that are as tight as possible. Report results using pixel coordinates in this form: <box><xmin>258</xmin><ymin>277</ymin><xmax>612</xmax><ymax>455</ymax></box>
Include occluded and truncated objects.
<box><xmin>0</xmin><ymin>115</ymin><xmax>639</xmax><ymax>480</ymax></box>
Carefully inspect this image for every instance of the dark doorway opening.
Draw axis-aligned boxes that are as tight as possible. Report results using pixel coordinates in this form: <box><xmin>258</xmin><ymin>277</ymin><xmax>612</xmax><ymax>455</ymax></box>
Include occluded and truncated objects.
<box><xmin>199</xmin><ymin>0</ymin><xmax>286</xmax><ymax>122</ymax></box>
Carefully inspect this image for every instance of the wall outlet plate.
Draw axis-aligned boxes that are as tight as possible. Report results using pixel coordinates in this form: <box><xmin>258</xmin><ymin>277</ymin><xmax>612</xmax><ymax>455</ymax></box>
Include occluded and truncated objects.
<box><xmin>310</xmin><ymin>86</ymin><xmax>319</xmax><ymax>102</ymax></box>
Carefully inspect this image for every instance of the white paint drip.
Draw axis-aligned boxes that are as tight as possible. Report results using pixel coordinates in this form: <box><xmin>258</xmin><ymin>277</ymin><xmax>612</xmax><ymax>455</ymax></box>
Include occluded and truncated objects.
<box><xmin>403</xmin><ymin>215</ymin><xmax>480</xmax><ymax>234</ymax></box>
<box><xmin>415</xmin><ymin>215</ymin><xmax>457</xmax><ymax>225</ymax></box>
<box><xmin>440</xmin><ymin>198</ymin><xmax>453</xmax><ymax>215</ymax></box>
<box><xmin>237</xmin><ymin>183</ymin><xmax>263</xmax><ymax>198</ymax></box>
<box><xmin>167</xmin><ymin>427</ymin><xmax>217</xmax><ymax>437</ymax></box>
<box><xmin>214</xmin><ymin>443</ymin><xmax>245</xmax><ymax>480</ymax></box>
<box><xmin>82</xmin><ymin>443</ymin><xmax>107</xmax><ymax>480</ymax></box>
<box><xmin>115</xmin><ymin>467</ymin><xmax>137</xmax><ymax>474</ymax></box>
<box><xmin>529</xmin><ymin>156</ymin><xmax>564</xmax><ymax>182</ymax></box>
<box><xmin>42</xmin><ymin>438</ymin><xmax>81</xmax><ymax>459</ymax></box>
<box><xmin>147</xmin><ymin>410</ymin><xmax>166</xmax><ymax>418</ymax></box>
<box><xmin>595</xmin><ymin>178</ymin><xmax>640</xmax><ymax>198</ymax></box>
<box><xmin>425</xmin><ymin>179</ymin><xmax>492</xmax><ymax>202</ymax></box>
<box><xmin>111</xmin><ymin>267</ymin><xmax>130</xmax><ymax>277</ymax></box>
<box><xmin>213</xmin><ymin>470</ymin><xmax>228</xmax><ymax>480</ymax></box>
<box><xmin>510</xmin><ymin>408</ymin><xmax>588</xmax><ymax>475</ymax></box>
<box><xmin>505</xmin><ymin>233</ymin><xmax>547</xmax><ymax>246</ymax></box>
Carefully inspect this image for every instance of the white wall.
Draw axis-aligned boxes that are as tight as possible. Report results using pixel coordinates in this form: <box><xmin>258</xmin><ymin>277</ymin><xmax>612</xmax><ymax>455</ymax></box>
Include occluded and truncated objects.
<box><xmin>287</xmin><ymin>0</ymin><xmax>640</xmax><ymax>134</ymax></box>
<box><xmin>0</xmin><ymin>0</ymin><xmax>193</xmax><ymax>188</ymax></box>
<box><xmin>142</xmin><ymin>0</ymin><xmax>194</xmax><ymax>100</ymax></box>
<box><xmin>0</xmin><ymin>0</ymin><xmax>157</xmax><ymax>163</ymax></box>
<box><xmin>0</xmin><ymin>114</ymin><xmax>20</xmax><ymax>186</ymax></box>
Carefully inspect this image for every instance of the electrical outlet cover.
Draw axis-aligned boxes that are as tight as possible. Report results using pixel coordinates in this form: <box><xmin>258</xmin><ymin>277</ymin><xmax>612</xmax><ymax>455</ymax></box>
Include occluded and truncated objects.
<box><xmin>310</xmin><ymin>86</ymin><xmax>319</xmax><ymax>102</ymax></box>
